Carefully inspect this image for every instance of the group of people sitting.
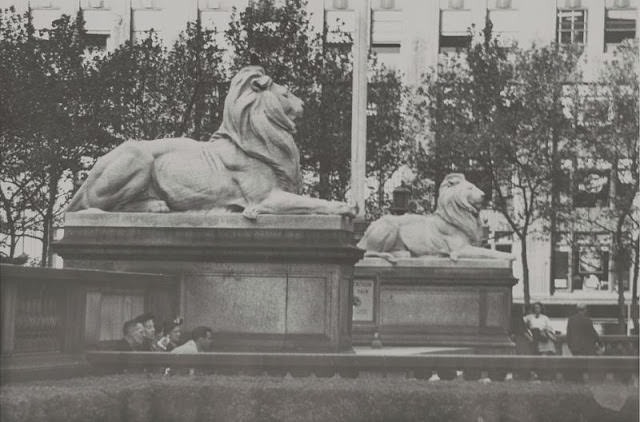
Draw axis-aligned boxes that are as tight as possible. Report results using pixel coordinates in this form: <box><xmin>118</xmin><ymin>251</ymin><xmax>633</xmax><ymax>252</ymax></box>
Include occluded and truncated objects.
<box><xmin>114</xmin><ymin>313</ymin><xmax>213</xmax><ymax>354</ymax></box>
<box><xmin>512</xmin><ymin>302</ymin><xmax>601</xmax><ymax>356</ymax></box>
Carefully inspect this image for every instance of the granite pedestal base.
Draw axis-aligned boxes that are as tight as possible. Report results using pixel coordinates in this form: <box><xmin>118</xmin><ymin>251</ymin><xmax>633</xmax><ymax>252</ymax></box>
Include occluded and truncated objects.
<box><xmin>54</xmin><ymin>213</ymin><xmax>362</xmax><ymax>352</ymax></box>
<box><xmin>352</xmin><ymin>257</ymin><xmax>517</xmax><ymax>354</ymax></box>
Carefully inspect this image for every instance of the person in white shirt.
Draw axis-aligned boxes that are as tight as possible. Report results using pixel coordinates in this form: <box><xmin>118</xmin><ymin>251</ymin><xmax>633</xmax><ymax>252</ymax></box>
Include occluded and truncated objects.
<box><xmin>171</xmin><ymin>326</ymin><xmax>213</xmax><ymax>354</ymax></box>
<box><xmin>524</xmin><ymin>302</ymin><xmax>556</xmax><ymax>355</ymax></box>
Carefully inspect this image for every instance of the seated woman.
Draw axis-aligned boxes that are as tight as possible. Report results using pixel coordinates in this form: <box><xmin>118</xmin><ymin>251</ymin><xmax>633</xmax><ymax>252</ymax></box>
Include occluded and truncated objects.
<box><xmin>524</xmin><ymin>302</ymin><xmax>556</xmax><ymax>355</ymax></box>
<box><xmin>155</xmin><ymin>318</ymin><xmax>183</xmax><ymax>352</ymax></box>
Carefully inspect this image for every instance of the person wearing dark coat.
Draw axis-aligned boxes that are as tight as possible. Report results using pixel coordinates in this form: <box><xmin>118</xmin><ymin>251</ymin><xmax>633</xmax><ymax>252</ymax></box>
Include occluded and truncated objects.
<box><xmin>112</xmin><ymin>320</ymin><xmax>145</xmax><ymax>351</ymax></box>
<box><xmin>566</xmin><ymin>303</ymin><xmax>600</xmax><ymax>355</ymax></box>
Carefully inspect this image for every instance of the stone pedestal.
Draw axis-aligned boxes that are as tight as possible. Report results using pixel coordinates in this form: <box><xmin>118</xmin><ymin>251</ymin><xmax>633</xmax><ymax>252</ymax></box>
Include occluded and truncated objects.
<box><xmin>352</xmin><ymin>258</ymin><xmax>517</xmax><ymax>354</ymax></box>
<box><xmin>54</xmin><ymin>213</ymin><xmax>362</xmax><ymax>352</ymax></box>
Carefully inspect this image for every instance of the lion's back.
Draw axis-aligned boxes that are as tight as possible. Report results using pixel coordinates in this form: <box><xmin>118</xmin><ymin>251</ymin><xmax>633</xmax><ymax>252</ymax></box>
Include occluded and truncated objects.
<box><xmin>152</xmin><ymin>145</ymin><xmax>238</xmax><ymax>210</ymax></box>
<box><xmin>398</xmin><ymin>214</ymin><xmax>454</xmax><ymax>256</ymax></box>
<box><xmin>358</xmin><ymin>213</ymin><xmax>460</xmax><ymax>257</ymax></box>
<box><xmin>358</xmin><ymin>214</ymin><xmax>430</xmax><ymax>253</ymax></box>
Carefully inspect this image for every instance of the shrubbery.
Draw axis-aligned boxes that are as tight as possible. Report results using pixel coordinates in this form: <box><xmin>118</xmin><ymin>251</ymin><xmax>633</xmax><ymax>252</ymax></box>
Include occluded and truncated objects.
<box><xmin>1</xmin><ymin>374</ymin><xmax>638</xmax><ymax>422</ymax></box>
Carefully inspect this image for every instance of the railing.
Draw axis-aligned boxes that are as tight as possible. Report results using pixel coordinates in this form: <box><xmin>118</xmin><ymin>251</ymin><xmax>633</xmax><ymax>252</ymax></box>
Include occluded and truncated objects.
<box><xmin>86</xmin><ymin>351</ymin><xmax>639</xmax><ymax>383</ymax></box>
<box><xmin>555</xmin><ymin>334</ymin><xmax>639</xmax><ymax>356</ymax></box>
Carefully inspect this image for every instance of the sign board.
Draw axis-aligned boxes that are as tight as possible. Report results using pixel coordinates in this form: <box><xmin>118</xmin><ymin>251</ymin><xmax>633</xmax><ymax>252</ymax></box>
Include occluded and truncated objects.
<box><xmin>353</xmin><ymin>279</ymin><xmax>375</xmax><ymax>322</ymax></box>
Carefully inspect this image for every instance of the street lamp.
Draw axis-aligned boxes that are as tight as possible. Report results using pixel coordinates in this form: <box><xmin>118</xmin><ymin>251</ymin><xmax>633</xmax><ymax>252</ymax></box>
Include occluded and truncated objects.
<box><xmin>390</xmin><ymin>184</ymin><xmax>411</xmax><ymax>215</ymax></box>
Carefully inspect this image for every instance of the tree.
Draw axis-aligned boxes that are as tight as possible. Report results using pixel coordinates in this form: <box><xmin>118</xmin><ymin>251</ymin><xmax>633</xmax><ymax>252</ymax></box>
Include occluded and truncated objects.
<box><xmin>580</xmin><ymin>40</ymin><xmax>639</xmax><ymax>331</ymax></box>
<box><xmin>416</xmin><ymin>21</ymin><xmax>581</xmax><ymax>306</ymax></box>
<box><xmin>0</xmin><ymin>9</ymin><xmax>114</xmax><ymax>265</ymax></box>
<box><xmin>366</xmin><ymin>58</ymin><xmax>409</xmax><ymax>218</ymax></box>
<box><xmin>164</xmin><ymin>18</ymin><xmax>226</xmax><ymax>141</ymax></box>
<box><xmin>226</xmin><ymin>0</ymin><xmax>352</xmax><ymax>199</ymax></box>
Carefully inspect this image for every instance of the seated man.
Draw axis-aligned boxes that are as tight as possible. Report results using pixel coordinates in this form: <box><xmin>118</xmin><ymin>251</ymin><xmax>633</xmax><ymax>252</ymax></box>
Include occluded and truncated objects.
<box><xmin>171</xmin><ymin>326</ymin><xmax>213</xmax><ymax>354</ymax></box>
<box><xmin>133</xmin><ymin>312</ymin><xmax>156</xmax><ymax>351</ymax></box>
<box><xmin>113</xmin><ymin>319</ymin><xmax>145</xmax><ymax>351</ymax></box>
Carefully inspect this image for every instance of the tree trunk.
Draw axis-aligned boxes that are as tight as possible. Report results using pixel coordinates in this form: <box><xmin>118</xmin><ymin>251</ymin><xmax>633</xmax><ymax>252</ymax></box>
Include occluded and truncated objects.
<box><xmin>9</xmin><ymin>232</ymin><xmax>17</xmax><ymax>258</ymax></box>
<box><xmin>631</xmin><ymin>236</ymin><xmax>639</xmax><ymax>334</ymax></box>
<box><xmin>40</xmin><ymin>215</ymin><xmax>51</xmax><ymax>267</ymax></box>
<box><xmin>318</xmin><ymin>154</ymin><xmax>331</xmax><ymax>199</ymax></box>
<box><xmin>614</xmin><ymin>221</ymin><xmax>627</xmax><ymax>331</ymax></box>
<box><xmin>548</xmin><ymin>124</ymin><xmax>560</xmax><ymax>296</ymax></box>
<box><xmin>40</xmin><ymin>176</ymin><xmax>59</xmax><ymax>267</ymax></box>
<box><xmin>520</xmin><ymin>233</ymin><xmax>530</xmax><ymax>308</ymax></box>
<box><xmin>377</xmin><ymin>168</ymin><xmax>385</xmax><ymax>211</ymax></box>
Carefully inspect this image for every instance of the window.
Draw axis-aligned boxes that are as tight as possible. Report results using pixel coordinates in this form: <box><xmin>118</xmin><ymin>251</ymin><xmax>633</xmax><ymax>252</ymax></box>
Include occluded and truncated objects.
<box><xmin>573</xmin><ymin>233</ymin><xmax>610</xmax><ymax>291</ymax></box>
<box><xmin>439</xmin><ymin>3</ymin><xmax>472</xmax><ymax>54</ymax></box>
<box><xmin>84</xmin><ymin>33</ymin><xmax>109</xmax><ymax>50</ymax></box>
<box><xmin>84</xmin><ymin>0</ymin><xmax>108</xmax><ymax>8</ymax></box>
<box><xmin>573</xmin><ymin>170</ymin><xmax>610</xmax><ymax>208</ymax></box>
<box><xmin>132</xmin><ymin>0</ymin><xmax>159</xmax><ymax>9</ymax></box>
<box><xmin>494</xmin><ymin>231</ymin><xmax>513</xmax><ymax>253</ymax></box>
<box><xmin>371</xmin><ymin>2</ymin><xmax>401</xmax><ymax>69</ymax></box>
<box><xmin>553</xmin><ymin>232</ymin><xmax>571</xmax><ymax>290</ymax></box>
<box><xmin>604</xmin><ymin>9</ymin><xmax>636</xmax><ymax>51</ymax></box>
<box><xmin>30</xmin><ymin>0</ymin><xmax>54</xmax><ymax>8</ymax></box>
<box><xmin>557</xmin><ymin>9</ymin><xmax>586</xmax><ymax>44</ymax></box>
<box><xmin>439</xmin><ymin>34</ymin><xmax>471</xmax><ymax>53</ymax></box>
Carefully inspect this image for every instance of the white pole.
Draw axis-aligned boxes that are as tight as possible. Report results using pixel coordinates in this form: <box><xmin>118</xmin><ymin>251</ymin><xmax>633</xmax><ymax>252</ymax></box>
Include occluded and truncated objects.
<box><xmin>350</xmin><ymin>0</ymin><xmax>370</xmax><ymax>221</ymax></box>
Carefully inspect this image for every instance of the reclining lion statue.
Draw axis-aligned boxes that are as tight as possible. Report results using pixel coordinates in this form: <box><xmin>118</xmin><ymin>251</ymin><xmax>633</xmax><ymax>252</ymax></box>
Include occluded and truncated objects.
<box><xmin>357</xmin><ymin>173</ymin><xmax>515</xmax><ymax>263</ymax></box>
<box><xmin>67</xmin><ymin>66</ymin><xmax>356</xmax><ymax>219</ymax></box>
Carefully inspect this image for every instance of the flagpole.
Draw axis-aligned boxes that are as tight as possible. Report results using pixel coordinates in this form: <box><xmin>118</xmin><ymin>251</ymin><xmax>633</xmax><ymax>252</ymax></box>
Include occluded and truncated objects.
<box><xmin>350</xmin><ymin>0</ymin><xmax>370</xmax><ymax>222</ymax></box>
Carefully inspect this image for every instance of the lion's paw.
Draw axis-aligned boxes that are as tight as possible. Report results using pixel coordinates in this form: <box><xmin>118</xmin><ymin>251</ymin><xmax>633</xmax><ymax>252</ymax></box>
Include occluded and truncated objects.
<box><xmin>242</xmin><ymin>206</ymin><xmax>259</xmax><ymax>220</ymax></box>
<box><xmin>145</xmin><ymin>200</ymin><xmax>171</xmax><ymax>213</ymax></box>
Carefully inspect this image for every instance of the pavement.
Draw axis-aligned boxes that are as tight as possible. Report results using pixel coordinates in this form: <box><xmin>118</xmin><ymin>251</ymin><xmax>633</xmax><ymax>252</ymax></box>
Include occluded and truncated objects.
<box><xmin>353</xmin><ymin>346</ymin><xmax>473</xmax><ymax>356</ymax></box>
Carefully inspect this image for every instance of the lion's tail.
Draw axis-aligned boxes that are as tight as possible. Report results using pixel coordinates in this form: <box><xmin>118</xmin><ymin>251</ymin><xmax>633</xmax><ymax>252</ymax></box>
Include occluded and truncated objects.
<box><xmin>357</xmin><ymin>216</ymin><xmax>401</xmax><ymax>252</ymax></box>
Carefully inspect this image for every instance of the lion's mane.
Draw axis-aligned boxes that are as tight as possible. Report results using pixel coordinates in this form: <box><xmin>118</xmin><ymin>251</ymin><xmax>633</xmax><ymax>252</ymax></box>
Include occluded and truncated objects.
<box><xmin>434</xmin><ymin>174</ymin><xmax>483</xmax><ymax>246</ymax></box>
<box><xmin>211</xmin><ymin>66</ymin><xmax>302</xmax><ymax>193</ymax></box>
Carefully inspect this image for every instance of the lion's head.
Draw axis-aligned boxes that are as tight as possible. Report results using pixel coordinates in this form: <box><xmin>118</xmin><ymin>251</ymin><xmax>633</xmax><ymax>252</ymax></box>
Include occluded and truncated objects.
<box><xmin>213</xmin><ymin>66</ymin><xmax>303</xmax><ymax>193</ymax></box>
<box><xmin>435</xmin><ymin>173</ymin><xmax>485</xmax><ymax>245</ymax></box>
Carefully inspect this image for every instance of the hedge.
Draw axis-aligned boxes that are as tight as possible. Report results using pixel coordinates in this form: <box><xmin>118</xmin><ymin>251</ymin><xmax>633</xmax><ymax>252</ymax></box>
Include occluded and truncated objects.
<box><xmin>1</xmin><ymin>374</ymin><xmax>637</xmax><ymax>422</ymax></box>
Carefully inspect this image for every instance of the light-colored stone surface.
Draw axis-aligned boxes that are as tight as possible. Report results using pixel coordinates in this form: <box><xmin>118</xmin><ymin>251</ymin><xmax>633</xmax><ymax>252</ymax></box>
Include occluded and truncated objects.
<box><xmin>485</xmin><ymin>291</ymin><xmax>509</xmax><ymax>328</ymax></box>
<box><xmin>353</xmin><ymin>346</ymin><xmax>472</xmax><ymax>356</ymax></box>
<box><xmin>65</xmin><ymin>212</ymin><xmax>353</xmax><ymax>231</ymax></box>
<box><xmin>379</xmin><ymin>289</ymin><xmax>479</xmax><ymax>326</ymax></box>
<box><xmin>356</xmin><ymin>257</ymin><xmax>513</xmax><ymax>269</ymax></box>
<box><xmin>184</xmin><ymin>273</ymin><xmax>288</xmax><ymax>333</ymax></box>
<box><xmin>183</xmin><ymin>272</ymin><xmax>330</xmax><ymax>335</ymax></box>
<box><xmin>66</xmin><ymin>67</ymin><xmax>356</xmax><ymax>219</ymax></box>
<box><xmin>357</xmin><ymin>174</ymin><xmax>515</xmax><ymax>261</ymax></box>
<box><xmin>285</xmin><ymin>276</ymin><xmax>327</xmax><ymax>334</ymax></box>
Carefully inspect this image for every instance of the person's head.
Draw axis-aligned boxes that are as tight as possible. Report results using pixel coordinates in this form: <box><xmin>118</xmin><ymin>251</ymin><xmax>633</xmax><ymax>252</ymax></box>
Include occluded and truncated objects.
<box><xmin>123</xmin><ymin>320</ymin><xmax>145</xmax><ymax>347</ymax></box>
<box><xmin>191</xmin><ymin>326</ymin><xmax>213</xmax><ymax>352</ymax></box>
<box><xmin>576</xmin><ymin>303</ymin><xmax>587</xmax><ymax>314</ymax></box>
<box><xmin>532</xmin><ymin>302</ymin><xmax>544</xmax><ymax>316</ymax></box>
<box><xmin>134</xmin><ymin>313</ymin><xmax>155</xmax><ymax>340</ymax></box>
<box><xmin>163</xmin><ymin>320</ymin><xmax>182</xmax><ymax>344</ymax></box>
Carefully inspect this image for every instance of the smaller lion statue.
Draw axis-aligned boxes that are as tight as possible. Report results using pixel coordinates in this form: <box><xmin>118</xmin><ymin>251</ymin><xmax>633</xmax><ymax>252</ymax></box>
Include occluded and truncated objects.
<box><xmin>67</xmin><ymin>66</ymin><xmax>356</xmax><ymax>219</ymax></box>
<box><xmin>357</xmin><ymin>173</ymin><xmax>515</xmax><ymax>263</ymax></box>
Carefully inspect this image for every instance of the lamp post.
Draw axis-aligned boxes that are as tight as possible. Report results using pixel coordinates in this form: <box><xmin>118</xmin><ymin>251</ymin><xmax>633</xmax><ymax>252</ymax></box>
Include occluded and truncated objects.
<box><xmin>390</xmin><ymin>184</ymin><xmax>411</xmax><ymax>215</ymax></box>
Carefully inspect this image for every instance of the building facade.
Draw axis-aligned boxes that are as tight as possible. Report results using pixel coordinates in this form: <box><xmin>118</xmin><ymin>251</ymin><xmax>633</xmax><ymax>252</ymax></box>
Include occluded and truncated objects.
<box><xmin>2</xmin><ymin>0</ymin><xmax>638</xmax><ymax>310</ymax></box>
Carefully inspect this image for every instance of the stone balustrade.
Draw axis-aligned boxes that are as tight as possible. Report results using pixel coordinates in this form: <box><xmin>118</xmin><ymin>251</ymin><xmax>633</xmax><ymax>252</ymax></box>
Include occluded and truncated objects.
<box><xmin>85</xmin><ymin>351</ymin><xmax>639</xmax><ymax>383</ymax></box>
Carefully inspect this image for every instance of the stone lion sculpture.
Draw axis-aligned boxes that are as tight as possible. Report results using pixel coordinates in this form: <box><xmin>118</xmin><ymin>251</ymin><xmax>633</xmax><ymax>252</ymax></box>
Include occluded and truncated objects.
<box><xmin>357</xmin><ymin>173</ymin><xmax>515</xmax><ymax>263</ymax></box>
<box><xmin>67</xmin><ymin>66</ymin><xmax>356</xmax><ymax>219</ymax></box>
